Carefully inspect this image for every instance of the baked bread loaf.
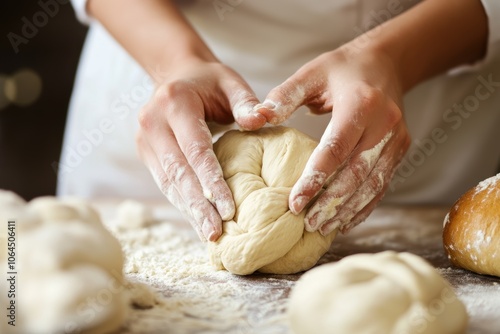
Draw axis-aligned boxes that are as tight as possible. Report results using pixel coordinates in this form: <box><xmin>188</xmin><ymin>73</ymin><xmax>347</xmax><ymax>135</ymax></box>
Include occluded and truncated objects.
<box><xmin>443</xmin><ymin>173</ymin><xmax>500</xmax><ymax>276</ymax></box>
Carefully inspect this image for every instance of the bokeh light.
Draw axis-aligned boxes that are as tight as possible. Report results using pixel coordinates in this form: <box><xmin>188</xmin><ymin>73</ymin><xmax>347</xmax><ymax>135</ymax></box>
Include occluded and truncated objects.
<box><xmin>3</xmin><ymin>68</ymin><xmax>43</xmax><ymax>108</ymax></box>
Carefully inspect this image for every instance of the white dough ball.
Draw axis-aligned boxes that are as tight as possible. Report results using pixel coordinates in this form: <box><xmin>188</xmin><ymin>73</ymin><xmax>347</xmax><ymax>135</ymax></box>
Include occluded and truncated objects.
<box><xmin>20</xmin><ymin>265</ymin><xmax>126</xmax><ymax>334</ymax></box>
<box><xmin>288</xmin><ymin>251</ymin><xmax>467</xmax><ymax>334</ymax></box>
<box><xmin>29</xmin><ymin>196</ymin><xmax>102</xmax><ymax>227</ymax></box>
<box><xmin>115</xmin><ymin>199</ymin><xmax>154</xmax><ymax>230</ymax></box>
<box><xmin>0</xmin><ymin>189</ymin><xmax>25</xmax><ymax>207</ymax></box>
<box><xmin>0</xmin><ymin>192</ymin><xmax>127</xmax><ymax>333</ymax></box>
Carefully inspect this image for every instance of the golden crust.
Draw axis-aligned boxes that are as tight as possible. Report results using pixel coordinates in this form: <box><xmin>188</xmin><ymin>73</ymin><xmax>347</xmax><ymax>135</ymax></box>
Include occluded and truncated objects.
<box><xmin>443</xmin><ymin>174</ymin><xmax>500</xmax><ymax>276</ymax></box>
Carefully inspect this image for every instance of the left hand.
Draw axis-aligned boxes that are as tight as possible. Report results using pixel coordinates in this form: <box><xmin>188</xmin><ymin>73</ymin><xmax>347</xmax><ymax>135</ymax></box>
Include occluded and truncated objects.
<box><xmin>255</xmin><ymin>46</ymin><xmax>411</xmax><ymax>235</ymax></box>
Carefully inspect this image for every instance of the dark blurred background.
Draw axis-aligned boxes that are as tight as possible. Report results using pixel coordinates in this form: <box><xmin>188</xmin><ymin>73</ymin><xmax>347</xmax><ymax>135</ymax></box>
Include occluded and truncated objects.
<box><xmin>0</xmin><ymin>1</ymin><xmax>87</xmax><ymax>200</ymax></box>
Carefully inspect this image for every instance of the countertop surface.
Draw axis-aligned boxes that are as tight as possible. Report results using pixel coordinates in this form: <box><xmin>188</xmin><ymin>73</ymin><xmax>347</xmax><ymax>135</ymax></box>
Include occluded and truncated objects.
<box><xmin>95</xmin><ymin>202</ymin><xmax>500</xmax><ymax>334</ymax></box>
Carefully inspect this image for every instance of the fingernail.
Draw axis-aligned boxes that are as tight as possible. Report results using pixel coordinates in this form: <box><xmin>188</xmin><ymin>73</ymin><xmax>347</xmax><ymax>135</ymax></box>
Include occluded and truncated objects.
<box><xmin>217</xmin><ymin>200</ymin><xmax>235</xmax><ymax>221</ymax></box>
<box><xmin>254</xmin><ymin>101</ymin><xmax>276</xmax><ymax>112</ymax></box>
<box><xmin>291</xmin><ymin>196</ymin><xmax>308</xmax><ymax>215</ymax></box>
<box><xmin>320</xmin><ymin>220</ymin><xmax>340</xmax><ymax>236</ymax></box>
<box><xmin>262</xmin><ymin>100</ymin><xmax>276</xmax><ymax>110</ymax></box>
<box><xmin>202</xmin><ymin>219</ymin><xmax>217</xmax><ymax>242</ymax></box>
<box><xmin>304</xmin><ymin>213</ymin><xmax>319</xmax><ymax>232</ymax></box>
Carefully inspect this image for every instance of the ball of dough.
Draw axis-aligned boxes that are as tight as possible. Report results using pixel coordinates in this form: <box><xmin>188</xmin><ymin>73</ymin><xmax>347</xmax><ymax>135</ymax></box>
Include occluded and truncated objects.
<box><xmin>0</xmin><ymin>189</ymin><xmax>25</xmax><ymax>207</ymax></box>
<box><xmin>0</xmin><ymin>190</ymin><xmax>40</xmax><ymax>262</ymax></box>
<box><xmin>21</xmin><ymin>265</ymin><xmax>125</xmax><ymax>334</ymax></box>
<box><xmin>0</xmin><ymin>192</ymin><xmax>127</xmax><ymax>333</ymax></box>
<box><xmin>29</xmin><ymin>196</ymin><xmax>103</xmax><ymax>227</ymax></box>
<box><xmin>209</xmin><ymin>127</ymin><xmax>337</xmax><ymax>275</ymax></box>
<box><xmin>115</xmin><ymin>199</ymin><xmax>154</xmax><ymax>230</ymax></box>
<box><xmin>443</xmin><ymin>173</ymin><xmax>500</xmax><ymax>276</ymax></box>
<box><xmin>288</xmin><ymin>251</ymin><xmax>467</xmax><ymax>334</ymax></box>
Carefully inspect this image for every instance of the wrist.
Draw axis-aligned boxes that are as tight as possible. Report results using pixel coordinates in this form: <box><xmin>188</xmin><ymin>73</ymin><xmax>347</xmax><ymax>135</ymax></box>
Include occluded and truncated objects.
<box><xmin>344</xmin><ymin>0</ymin><xmax>488</xmax><ymax>93</ymax></box>
<box><xmin>149</xmin><ymin>43</ymin><xmax>218</xmax><ymax>84</ymax></box>
<box><xmin>336</xmin><ymin>41</ymin><xmax>405</xmax><ymax>105</ymax></box>
<box><xmin>89</xmin><ymin>0</ymin><xmax>220</xmax><ymax>83</ymax></box>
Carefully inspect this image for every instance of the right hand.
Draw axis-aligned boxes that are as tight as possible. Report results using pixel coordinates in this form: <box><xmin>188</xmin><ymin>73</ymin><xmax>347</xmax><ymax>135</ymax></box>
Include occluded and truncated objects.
<box><xmin>136</xmin><ymin>58</ymin><xmax>266</xmax><ymax>242</ymax></box>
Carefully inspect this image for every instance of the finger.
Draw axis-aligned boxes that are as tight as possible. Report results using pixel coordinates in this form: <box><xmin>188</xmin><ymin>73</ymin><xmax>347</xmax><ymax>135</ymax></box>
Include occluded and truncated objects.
<box><xmin>304</xmin><ymin>131</ymin><xmax>392</xmax><ymax>231</ymax></box>
<box><xmin>318</xmin><ymin>132</ymin><xmax>400</xmax><ymax>236</ymax></box>
<box><xmin>139</xmin><ymin>101</ymin><xmax>223</xmax><ymax>242</ymax></box>
<box><xmin>172</xmin><ymin>111</ymin><xmax>236</xmax><ymax>221</ymax></box>
<box><xmin>136</xmin><ymin>130</ymin><xmax>205</xmax><ymax>241</ymax></box>
<box><xmin>290</xmin><ymin>88</ymin><xmax>402</xmax><ymax>216</ymax></box>
<box><xmin>289</xmin><ymin>110</ymin><xmax>365</xmax><ymax>215</ymax></box>
<box><xmin>254</xmin><ymin>74</ymin><xmax>316</xmax><ymax>125</ymax></box>
<box><xmin>322</xmin><ymin>190</ymin><xmax>385</xmax><ymax>236</ymax></box>
<box><xmin>158</xmin><ymin>140</ymin><xmax>223</xmax><ymax>242</ymax></box>
<box><xmin>220</xmin><ymin>79</ymin><xmax>266</xmax><ymax>131</ymax></box>
<box><xmin>166</xmin><ymin>90</ymin><xmax>235</xmax><ymax>223</ymax></box>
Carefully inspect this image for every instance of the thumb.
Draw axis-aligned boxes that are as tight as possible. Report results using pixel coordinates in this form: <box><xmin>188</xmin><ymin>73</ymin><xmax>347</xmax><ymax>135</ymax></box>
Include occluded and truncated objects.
<box><xmin>255</xmin><ymin>76</ymin><xmax>310</xmax><ymax>125</ymax></box>
<box><xmin>223</xmin><ymin>81</ymin><xmax>267</xmax><ymax>131</ymax></box>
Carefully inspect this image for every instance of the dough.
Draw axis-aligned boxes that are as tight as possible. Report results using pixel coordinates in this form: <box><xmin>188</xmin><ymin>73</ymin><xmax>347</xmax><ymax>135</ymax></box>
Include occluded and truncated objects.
<box><xmin>115</xmin><ymin>199</ymin><xmax>154</xmax><ymax>230</ymax></box>
<box><xmin>209</xmin><ymin>127</ymin><xmax>337</xmax><ymax>275</ymax></box>
<box><xmin>288</xmin><ymin>251</ymin><xmax>468</xmax><ymax>334</ymax></box>
<box><xmin>0</xmin><ymin>191</ymin><xmax>127</xmax><ymax>334</ymax></box>
<box><xmin>443</xmin><ymin>173</ymin><xmax>500</xmax><ymax>276</ymax></box>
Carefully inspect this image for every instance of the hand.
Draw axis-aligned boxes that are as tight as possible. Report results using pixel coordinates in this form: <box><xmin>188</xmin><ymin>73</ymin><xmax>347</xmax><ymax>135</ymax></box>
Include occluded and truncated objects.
<box><xmin>136</xmin><ymin>58</ymin><xmax>266</xmax><ymax>241</ymax></box>
<box><xmin>256</xmin><ymin>47</ymin><xmax>411</xmax><ymax>235</ymax></box>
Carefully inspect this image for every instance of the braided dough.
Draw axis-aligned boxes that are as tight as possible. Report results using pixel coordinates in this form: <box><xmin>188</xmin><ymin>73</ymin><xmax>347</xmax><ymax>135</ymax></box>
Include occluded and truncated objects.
<box><xmin>288</xmin><ymin>251</ymin><xmax>467</xmax><ymax>334</ymax></box>
<box><xmin>208</xmin><ymin>127</ymin><xmax>337</xmax><ymax>275</ymax></box>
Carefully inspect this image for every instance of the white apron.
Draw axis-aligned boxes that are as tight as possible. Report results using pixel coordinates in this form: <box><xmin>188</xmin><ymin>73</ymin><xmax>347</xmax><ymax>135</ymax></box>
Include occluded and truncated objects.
<box><xmin>59</xmin><ymin>0</ymin><xmax>500</xmax><ymax>205</ymax></box>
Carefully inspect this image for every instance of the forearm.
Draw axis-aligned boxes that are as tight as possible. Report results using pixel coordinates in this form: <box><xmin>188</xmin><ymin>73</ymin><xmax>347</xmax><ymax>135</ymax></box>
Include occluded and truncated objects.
<box><xmin>88</xmin><ymin>0</ymin><xmax>217</xmax><ymax>80</ymax></box>
<box><xmin>359</xmin><ymin>0</ymin><xmax>488</xmax><ymax>92</ymax></box>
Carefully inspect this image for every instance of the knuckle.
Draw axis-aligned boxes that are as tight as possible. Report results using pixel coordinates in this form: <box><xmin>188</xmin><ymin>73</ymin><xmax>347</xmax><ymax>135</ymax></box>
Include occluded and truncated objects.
<box><xmin>349</xmin><ymin>161</ymin><xmax>369</xmax><ymax>187</ymax></box>
<box><xmin>366</xmin><ymin>171</ymin><xmax>386</xmax><ymax>194</ymax></box>
<box><xmin>385</xmin><ymin>101</ymin><xmax>403</xmax><ymax>127</ymax></box>
<box><xmin>150</xmin><ymin>81</ymin><xmax>196</xmax><ymax>118</ymax></box>
<box><xmin>160</xmin><ymin>155</ymin><xmax>186</xmax><ymax>184</ymax></box>
<box><xmin>157</xmin><ymin>173</ymin><xmax>173</xmax><ymax>195</ymax></box>
<box><xmin>150</xmin><ymin>166</ymin><xmax>177</xmax><ymax>202</ymax></box>
<box><xmin>323</xmin><ymin>137</ymin><xmax>352</xmax><ymax>167</ymax></box>
<box><xmin>185</xmin><ymin>141</ymin><xmax>211</xmax><ymax>165</ymax></box>
<box><xmin>134</xmin><ymin>130</ymin><xmax>145</xmax><ymax>148</ymax></box>
<box><xmin>355</xmin><ymin>86</ymin><xmax>384</xmax><ymax>111</ymax></box>
<box><xmin>188</xmin><ymin>198</ymin><xmax>207</xmax><ymax>213</ymax></box>
<box><xmin>138</xmin><ymin>106</ymin><xmax>154</xmax><ymax>131</ymax></box>
<box><xmin>154</xmin><ymin>80</ymin><xmax>191</xmax><ymax>102</ymax></box>
<box><xmin>355</xmin><ymin>86</ymin><xmax>403</xmax><ymax>127</ymax></box>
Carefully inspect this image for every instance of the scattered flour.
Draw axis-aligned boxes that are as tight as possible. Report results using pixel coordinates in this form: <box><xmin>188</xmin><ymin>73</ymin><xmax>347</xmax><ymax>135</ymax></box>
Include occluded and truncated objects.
<box><xmin>102</xmin><ymin>203</ymin><xmax>499</xmax><ymax>333</ymax></box>
<box><xmin>110</xmin><ymin>218</ymin><xmax>291</xmax><ymax>333</ymax></box>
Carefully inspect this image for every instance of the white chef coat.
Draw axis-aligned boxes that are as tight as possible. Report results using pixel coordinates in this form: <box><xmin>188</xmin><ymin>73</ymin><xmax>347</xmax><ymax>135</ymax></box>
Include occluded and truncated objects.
<box><xmin>59</xmin><ymin>0</ymin><xmax>500</xmax><ymax>206</ymax></box>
